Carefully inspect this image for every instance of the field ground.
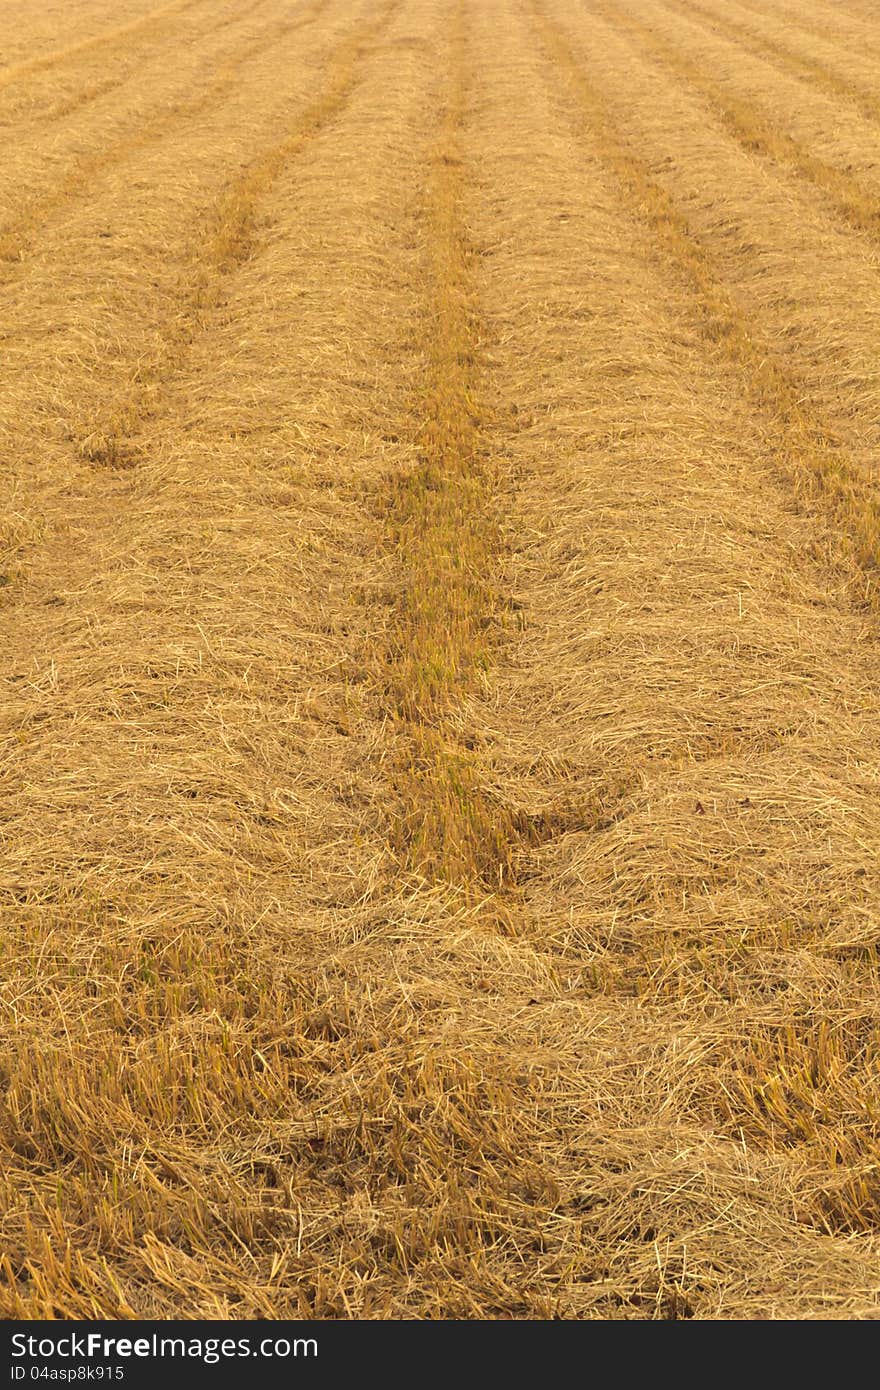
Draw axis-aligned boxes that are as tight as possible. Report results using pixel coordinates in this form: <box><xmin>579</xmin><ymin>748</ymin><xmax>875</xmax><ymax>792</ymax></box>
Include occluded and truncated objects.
<box><xmin>2</xmin><ymin>0</ymin><xmax>880</xmax><ymax>1319</ymax></box>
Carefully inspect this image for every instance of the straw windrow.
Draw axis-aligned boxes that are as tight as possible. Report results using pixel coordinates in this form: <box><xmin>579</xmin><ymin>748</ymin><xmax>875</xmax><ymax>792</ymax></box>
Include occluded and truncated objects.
<box><xmin>4</xmin><ymin>0</ymin><xmax>880</xmax><ymax>1320</ymax></box>
<box><xmin>597</xmin><ymin>0</ymin><xmax>880</xmax><ymax>250</ymax></box>
<box><xmin>529</xmin><ymin>0</ymin><xmax>880</xmax><ymax>579</ymax></box>
<box><xmin>0</xmin><ymin>0</ymin><xmax>205</xmax><ymax>89</ymax></box>
<box><xmin>76</xmin><ymin>0</ymin><xmax>398</xmax><ymax>469</ymax></box>
<box><xmin>0</xmin><ymin>0</ymin><xmax>333</xmax><ymax>267</ymax></box>
<box><xmin>678</xmin><ymin>0</ymin><xmax>880</xmax><ymax>124</ymax></box>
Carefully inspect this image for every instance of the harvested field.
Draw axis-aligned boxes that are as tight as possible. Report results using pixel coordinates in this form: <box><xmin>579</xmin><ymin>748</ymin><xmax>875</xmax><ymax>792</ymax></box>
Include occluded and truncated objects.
<box><xmin>1</xmin><ymin>0</ymin><xmax>880</xmax><ymax>1320</ymax></box>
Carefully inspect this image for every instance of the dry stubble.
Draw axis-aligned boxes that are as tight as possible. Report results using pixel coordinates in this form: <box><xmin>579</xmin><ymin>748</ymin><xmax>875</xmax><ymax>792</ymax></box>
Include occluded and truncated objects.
<box><xmin>2</xmin><ymin>0</ymin><xmax>880</xmax><ymax>1319</ymax></box>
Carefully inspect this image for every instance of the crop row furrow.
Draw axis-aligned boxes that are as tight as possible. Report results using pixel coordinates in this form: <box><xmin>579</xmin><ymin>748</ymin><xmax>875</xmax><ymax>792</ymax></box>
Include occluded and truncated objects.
<box><xmin>377</xmin><ymin>0</ymin><xmax>521</xmax><ymax>888</ymax></box>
